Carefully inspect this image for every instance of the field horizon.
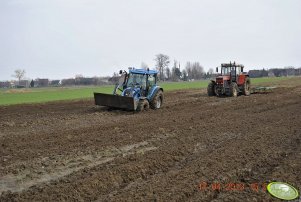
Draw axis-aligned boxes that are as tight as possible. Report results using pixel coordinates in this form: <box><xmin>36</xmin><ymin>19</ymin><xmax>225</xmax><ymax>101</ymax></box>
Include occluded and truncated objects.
<box><xmin>0</xmin><ymin>76</ymin><xmax>297</xmax><ymax>106</ymax></box>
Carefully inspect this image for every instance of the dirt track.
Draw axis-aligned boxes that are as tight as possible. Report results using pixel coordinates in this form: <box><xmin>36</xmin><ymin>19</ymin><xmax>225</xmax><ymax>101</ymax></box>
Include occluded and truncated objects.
<box><xmin>0</xmin><ymin>78</ymin><xmax>301</xmax><ymax>201</ymax></box>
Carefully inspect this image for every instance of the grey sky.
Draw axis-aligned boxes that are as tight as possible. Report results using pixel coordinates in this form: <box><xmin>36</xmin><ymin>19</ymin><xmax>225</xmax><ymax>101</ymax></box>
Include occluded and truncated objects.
<box><xmin>0</xmin><ymin>0</ymin><xmax>301</xmax><ymax>80</ymax></box>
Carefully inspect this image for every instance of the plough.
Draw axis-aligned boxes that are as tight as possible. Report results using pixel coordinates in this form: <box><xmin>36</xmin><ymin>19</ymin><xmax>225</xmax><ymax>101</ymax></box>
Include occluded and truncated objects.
<box><xmin>251</xmin><ymin>86</ymin><xmax>277</xmax><ymax>94</ymax></box>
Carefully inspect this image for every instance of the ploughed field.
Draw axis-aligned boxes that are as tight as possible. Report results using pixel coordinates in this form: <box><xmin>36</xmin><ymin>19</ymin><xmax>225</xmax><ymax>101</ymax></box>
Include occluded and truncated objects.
<box><xmin>0</xmin><ymin>78</ymin><xmax>300</xmax><ymax>201</ymax></box>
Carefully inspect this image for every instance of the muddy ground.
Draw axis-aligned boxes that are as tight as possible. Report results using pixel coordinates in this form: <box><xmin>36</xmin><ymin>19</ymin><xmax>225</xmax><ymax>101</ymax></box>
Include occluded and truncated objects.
<box><xmin>0</xmin><ymin>78</ymin><xmax>301</xmax><ymax>201</ymax></box>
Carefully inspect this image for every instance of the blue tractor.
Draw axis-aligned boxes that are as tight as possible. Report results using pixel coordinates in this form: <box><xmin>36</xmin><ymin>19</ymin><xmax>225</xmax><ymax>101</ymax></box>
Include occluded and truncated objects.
<box><xmin>94</xmin><ymin>68</ymin><xmax>164</xmax><ymax>111</ymax></box>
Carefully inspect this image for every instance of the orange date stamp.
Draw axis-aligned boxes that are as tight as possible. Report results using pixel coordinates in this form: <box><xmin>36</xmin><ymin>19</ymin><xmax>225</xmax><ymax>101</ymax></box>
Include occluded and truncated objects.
<box><xmin>199</xmin><ymin>182</ymin><xmax>267</xmax><ymax>192</ymax></box>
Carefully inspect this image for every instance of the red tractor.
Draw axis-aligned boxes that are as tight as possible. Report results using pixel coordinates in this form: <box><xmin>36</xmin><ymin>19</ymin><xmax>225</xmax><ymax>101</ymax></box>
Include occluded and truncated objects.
<box><xmin>207</xmin><ymin>62</ymin><xmax>251</xmax><ymax>97</ymax></box>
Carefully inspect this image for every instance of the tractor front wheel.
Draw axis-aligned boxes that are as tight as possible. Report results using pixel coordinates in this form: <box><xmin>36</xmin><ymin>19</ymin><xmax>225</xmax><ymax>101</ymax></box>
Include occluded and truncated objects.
<box><xmin>242</xmin><ymin>77</ymin><xmax>251</xmax><ymax>96</ymax></box>
<box><xmin>207</xmin><ymin>81</ymin><xmax>216</xmax><ymax>96</ymax></box>
<box><xmin>137</xmin><ymin>99</ymin><xmax>149</xmax><ymax>111</ymax></box>
<box><xmin>150</xmin><ymin>90</ymin><xmax>163</xmax><ymax>109</ymax></box>
<box><xmin>230</xmin><ymin>83</ymin><xmax>238</xmax><ymax>97</ymax></box>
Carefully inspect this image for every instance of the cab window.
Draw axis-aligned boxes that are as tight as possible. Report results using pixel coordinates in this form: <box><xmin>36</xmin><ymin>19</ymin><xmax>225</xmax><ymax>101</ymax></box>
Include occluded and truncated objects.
<box><xmin>148</xmin><ymin>75</ymin><xmax>155</xmax><ymax>87</ymax></box>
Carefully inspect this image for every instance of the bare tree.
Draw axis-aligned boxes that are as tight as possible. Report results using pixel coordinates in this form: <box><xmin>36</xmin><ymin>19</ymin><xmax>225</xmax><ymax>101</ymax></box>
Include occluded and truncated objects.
<box><xmin>182</xmin><ymin>69</ymin><xmax>188</xmax><ymax>81</ymax></box>
<box><xmin>208</xmin><ymin>68</ymin><xmax>214</xmax><ymax>75</ymax></box>
<box><xmin>185</xmin><ymin>62</ymin><xmax>204</xmax><ymax>80</ymax></box>
<box><xmin>12</xmin><ymin>69</ymin><xmax>26</xmax><ymax>84</ymax></box>
<box><xmin>109</xmin><ymin>72</ymin><xmax>121</xmax><ymax>84</ymax></box>
<box><xmin>165</xmin><ymin>67</ymin><xmax>171</xmax><ymax>80</ymax></box>
<box><xmin>75</xmin><ymin>74</ymin><xmax>84</xmax><ymax>85</ymax></box>
<box><xmin>205</xmin><ymin>68</ymin><xmax>214</xmax><ymax>79</ymax></box>
<box><xmin>192</xmin><ymin>62</ymin><xmax>204</xmax><ymax>79</ymax></box>
<box><xmin>171</xmin><ymin>60</ymin><xmax>181</xmax><ymax>81</ymax></box>
<box><xmin>185</xmin><ymin>62</ymin><xmax>191</xmax><ymax>80</ymax></box>
<box><xmin>154</xmin><ymin>53</ymin><xmax>170</xmax><ymax>81</ymax></box>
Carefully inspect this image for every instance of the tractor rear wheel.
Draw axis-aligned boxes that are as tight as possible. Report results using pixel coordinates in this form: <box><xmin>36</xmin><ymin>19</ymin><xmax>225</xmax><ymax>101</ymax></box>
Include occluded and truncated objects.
<box><xmin>242</xmin><ymin>77</ymin><xmax>251</xmax><ymax>96</ymax></box>
<box><xmin>207</xmin><ymin>81</ymin><xmax>216</xmax><ymax>96</ymax></box>
<box><xmin>150</xmin><ymin>90</ymin><xmax>163</xmax><ymax>109</ymax></box>
<box><xmin>230</xmin><ymin>83</ymin><xmax>238</xmax><ymax>97</ymax></box>
<box><xmin>137</xmin><ymin>99</ymin><xmax>149</xmax><ymax>111</ymax></box>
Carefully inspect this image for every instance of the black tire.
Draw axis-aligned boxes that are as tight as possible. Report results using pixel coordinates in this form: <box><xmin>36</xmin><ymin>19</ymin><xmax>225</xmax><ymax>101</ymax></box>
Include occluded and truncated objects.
<box><xmin>207</xmin><ymin>81</ymin><xmax>216</xmax><ymax>96</ymax></box>
<box><xmin>137</xmin><ymin>99</ymin><xmax>149</xmax><ymax>111</ymax></box>
<box><xmin>242</xmin><ymin>77</ymin><xmax>251</xmax><ymax>96</ymax></box>
<box><xmin>230</xmin><ymin>83</ymin><xmax>238</xmax><ymax>97</ymax></box>
<box><xmin>215</xmin><ymin>85</ymin><xmax>222</xmax><ymax>97</ymax></box>
<box><xmin>150</xmin><ymin>90</ymin><xmax>163</xmax><ymax>109</ymax></box>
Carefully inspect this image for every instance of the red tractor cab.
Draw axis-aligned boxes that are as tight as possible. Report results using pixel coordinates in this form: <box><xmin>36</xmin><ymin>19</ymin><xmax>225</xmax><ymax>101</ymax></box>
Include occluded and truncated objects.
<box><xmin>208</xmin><ymin>62</ymin><xmax>251</xmax><ymax>97</ymax></box>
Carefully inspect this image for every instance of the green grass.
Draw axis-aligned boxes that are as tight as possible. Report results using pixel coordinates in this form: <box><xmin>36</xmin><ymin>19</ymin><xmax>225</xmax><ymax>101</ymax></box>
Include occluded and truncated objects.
<box><xmin>160</xmin><ymin>80</ymin><xmax>208</xmax><ymax>91</ymax></box>
<box><xmin>0</xmin><ymin>77</ymin><xmax>294</xmax><ymax>106</ymax></box>
<box><xmin>250</xmin><ymin>76</ymin><xmax>291</xmax><ymax>84</ymax></box>
<box><xmin>0</xmin><ymin>86</ymin><xmax>114</xmax><ymax>105</ymax></box>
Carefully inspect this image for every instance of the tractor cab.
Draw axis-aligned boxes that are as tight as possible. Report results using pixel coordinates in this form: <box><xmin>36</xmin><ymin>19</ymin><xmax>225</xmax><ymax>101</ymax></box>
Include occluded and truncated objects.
<box><xmin>216</xmin><ymin>62</ymin><xmax>245</xmax><ymax>83</ymax></box>
<box><xmin>115</xmin><ymin>68</ymin><xmax>158</xmax><ymax>98</ymax></box>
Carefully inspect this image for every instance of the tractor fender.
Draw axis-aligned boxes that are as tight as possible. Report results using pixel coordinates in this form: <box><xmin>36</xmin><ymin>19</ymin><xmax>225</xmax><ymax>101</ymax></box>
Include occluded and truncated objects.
<box><xmin>147</xmin><ymin>86</ymin><xmax>163</xmax><ymax>101</ymax></box>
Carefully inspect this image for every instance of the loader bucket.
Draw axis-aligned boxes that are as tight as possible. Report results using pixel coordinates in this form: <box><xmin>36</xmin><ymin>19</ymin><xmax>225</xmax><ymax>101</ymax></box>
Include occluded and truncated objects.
<box><xmin>94</xmin><ymin>93</ymin><xmax>137</xmax><ymax>111</ymax></box>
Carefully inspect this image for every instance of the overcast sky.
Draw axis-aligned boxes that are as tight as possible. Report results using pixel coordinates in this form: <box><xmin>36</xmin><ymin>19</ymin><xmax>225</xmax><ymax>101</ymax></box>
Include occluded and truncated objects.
<box><xmin>0</xmin><ymin>0</ymin><xmax>301</xmax><ymax>80</ymax></box>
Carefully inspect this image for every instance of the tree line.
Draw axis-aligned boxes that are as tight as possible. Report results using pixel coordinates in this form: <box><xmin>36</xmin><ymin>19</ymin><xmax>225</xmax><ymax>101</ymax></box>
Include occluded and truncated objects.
<box><xmin>153</xmin><ymin>53</ymin><xmax>213</xmax><ymax>81</ymax></box>
<box><xmin>248</xmin><ymin>67</ymin><xmax>301</xmax><ymax>78</ymax></box>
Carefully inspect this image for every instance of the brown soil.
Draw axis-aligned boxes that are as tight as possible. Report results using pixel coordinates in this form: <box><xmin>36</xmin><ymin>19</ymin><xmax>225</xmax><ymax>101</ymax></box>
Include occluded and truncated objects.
<box><xmin>0</xmin><ymin>78</ymin><xmax>301</xmax><ymax>201</ymax></box>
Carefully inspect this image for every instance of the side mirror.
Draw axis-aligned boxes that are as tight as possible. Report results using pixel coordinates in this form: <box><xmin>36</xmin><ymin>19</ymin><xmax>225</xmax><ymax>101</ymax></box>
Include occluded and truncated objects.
<box><xmin>241</xmin><ymin>67</ymin><xmax>244</xmax><ymax>72</ymax></box>
<box><xmin>119</xmin><ymin>70</ymin><xmax>123</xmax><ymax>74</ymax></box>
<box><xmin>216</xmin><ymin>67</ymin><xmax>218</xmax><ymax>73</ymax></box>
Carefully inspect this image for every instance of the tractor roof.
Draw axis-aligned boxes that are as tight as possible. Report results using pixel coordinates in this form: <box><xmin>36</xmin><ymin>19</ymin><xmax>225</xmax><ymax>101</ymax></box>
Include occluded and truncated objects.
<box><xmin>221</xmin><ymin>62</ymin><xmax>244</xmax><ymax>68</ymax></box>
<box><xmin>129</xmin><ymin>68</ymin><xmax>158</xmax><ymax>75</ymax></box>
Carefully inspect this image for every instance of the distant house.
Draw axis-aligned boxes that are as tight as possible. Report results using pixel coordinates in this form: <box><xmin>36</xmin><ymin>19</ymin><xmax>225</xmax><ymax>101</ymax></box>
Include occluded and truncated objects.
<box><xmin>0</xmin><ymin>81</ymin><xmax>10</xmax><ymax>88</ymax></box>
<box><xmin>50</xmin><ymin>80</ymin><xmax>60</xmax><ymax>86</ymax></box>
<box><xmin>75</xmin><ymin>77</ymin><xmax>95</xmax><ymax>85</ymax></box>
<box><xmin>268</xmin><ymin>70</ymin><xmax>275</xmax><ymax>77</ymax></box>
<box><xmin>248</xmin><ymin>69</ymin><xmax>268</xmax><ymax>78</ymax></box>
<box><xmin>61</xmin><ymin>78</ymin><xmax>75</xmax><ymax>86</ymax></box>
<box><xmin>285</xmin><ymin>68</ymin><xmax>295</xmax><ymax>76</ymax></box>
<box><xmin>98</xmin><ymin>77</ymin><xmax>110</xmax><ymax>85</ymax></box>
<box><xmin>269</xmin><ymin>69</ymin><xmax>288</xmax><ymax>77</ymax></box>
<box><xmin>248</xmin><ymin>70</ymin><xmax>261</xmax><ymax>78</ymax></box>
<box><xmin>35</xmin><ymin>79</ymin><xmax>49</xmax><ymax>87</ymax></box>
<box><xmin>19</xmin><ymin>80</ymin><xmax>30</xmax><ymax>88</ymax></box>
<box><xmin>295</xmin><ymin>68</ymin><xmax>301</xmax><ymax>76</ymax></box>
<box><xmin>10</xmin><ymin>81</ymin><xmax>16</xmax><ymax>88</ymax></box>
